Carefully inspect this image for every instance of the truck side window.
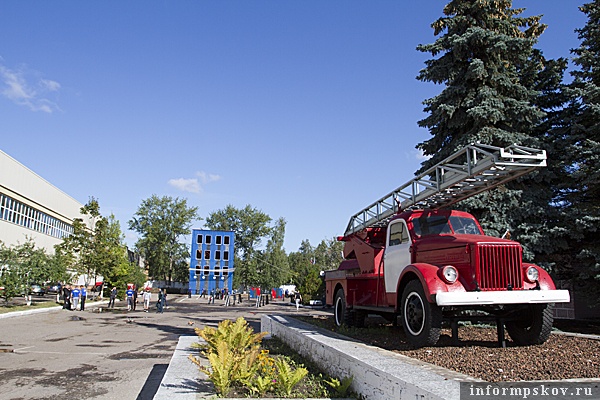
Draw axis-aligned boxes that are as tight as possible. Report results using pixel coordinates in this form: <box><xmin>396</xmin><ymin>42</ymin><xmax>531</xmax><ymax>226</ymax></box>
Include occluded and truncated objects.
<box><xmin>389</xmin><ymin>222</ymin><xmax>408</xmax><ymax>246</ymax></box>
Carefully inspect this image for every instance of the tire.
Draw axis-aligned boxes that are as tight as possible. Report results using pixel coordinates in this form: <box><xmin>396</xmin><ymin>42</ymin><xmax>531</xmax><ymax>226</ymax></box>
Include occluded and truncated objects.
<box><xmin>401</xmin><ymin>280</ymin><xmax>442</xmax><ymax>348</ymax></box>
<box><xmin>347</xmin><ymin>310</ymin><xmax>366</xmax><ymax>328</ymax></box>
<box><xmin>506</xmin><ymin>303</ymin><xmax>554</xmax><ymax>345</ymax></box>
<box><xmin>334</xmin><ymin>290</ymin><xmax>347</xmax><ymax>327</ymax></box>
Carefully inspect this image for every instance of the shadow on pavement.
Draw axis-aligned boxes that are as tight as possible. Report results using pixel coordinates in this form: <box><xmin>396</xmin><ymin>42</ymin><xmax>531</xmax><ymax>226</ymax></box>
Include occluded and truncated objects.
<box><xmin>136</xmin><ymin>363</ymin><xmax>168</xmax><ymax>400</ymax></box>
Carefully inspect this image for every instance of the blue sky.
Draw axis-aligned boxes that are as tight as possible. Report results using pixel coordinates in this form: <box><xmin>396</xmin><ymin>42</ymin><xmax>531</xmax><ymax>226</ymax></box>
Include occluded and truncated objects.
<box><xmin>0</xmin><ymin>1</ymin><xmax>587</xmax><ymax>253</ymax></box>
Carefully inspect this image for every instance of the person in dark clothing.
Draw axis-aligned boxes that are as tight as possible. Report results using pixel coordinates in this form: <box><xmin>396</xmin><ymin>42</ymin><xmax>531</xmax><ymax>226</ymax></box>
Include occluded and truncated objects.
<box><xmin>108</xmin><ymin>287</ymin><xmax>117</xmax><ymax>308</ymax></box>
<box><xmin>132</xmin><ymin>287</ymin><xmax>138</xmax><ymax>311</ymax></box>
<box><xmin>80</xmin><ymin>285</ymin><xmax>87</xmax><ymax>311</ymax></box>
<box><xmin>157</xmin><ymin>289</ymin><xmax>164</xmax><ymax>313</ymax></box>
<box><xmin>62</xmin><ymin>285</ymin><xmax>72</xmax><ymax>310</ymax></box>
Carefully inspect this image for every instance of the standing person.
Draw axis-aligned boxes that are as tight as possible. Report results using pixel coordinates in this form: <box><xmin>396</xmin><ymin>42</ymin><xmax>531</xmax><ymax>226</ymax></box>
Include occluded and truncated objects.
<box><xmin>80</xmin><ymin>285</ymin><xmax>87</xmax><ymax>311</ymax></box>
<box><xmin>108</xmin><ymin>287</ymin><xmax>117</xmax><ymax>308</ymax></box>
<box><xmin>71</xmin><ymin>285</ymin><xmax>81</xmax><ymax>311</ymax></box>
<box><xmin>126</xmin><ymin>285</ymin><xmax>135</xmax><ymax>311</ymax></box>
<box><xmin>162</xmin><ymin>290</ymin><xmax>168</xmax><ymax>309</ymax></box>
<box><xmin>132</xmin><ymin>286</ymin><xmax>138</xmax><ymax>311</ymax></box>
<box><xmin>294</xmin><ymin>291</ymin><xmax>302</xmax><ymax>311</ymax></box>
<box><xmin>143</xmin><ymin>288</ymin><xmax>151</xmax><ymax>312</ymax></box>
<box><xmin>157</xmin><ymin>289</ymin><xmax>164</xmax><ymax>313</ymax></box>
<box><xmin>62</xmin><ymin>284</ymin><xmax>72</xmax><ymax>310</ymax></box>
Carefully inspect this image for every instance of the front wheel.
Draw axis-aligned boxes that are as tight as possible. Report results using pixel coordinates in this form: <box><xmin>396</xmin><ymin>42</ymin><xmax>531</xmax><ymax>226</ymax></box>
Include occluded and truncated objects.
<box><xmin>401</xmin><ymin>280</ymin><xmax>442</xmax><ymax>348</ymax></box>
<box><xmin>506</xmin><ymin>304</ymin><xmax>554</xmax><ymax>345</ymax></box>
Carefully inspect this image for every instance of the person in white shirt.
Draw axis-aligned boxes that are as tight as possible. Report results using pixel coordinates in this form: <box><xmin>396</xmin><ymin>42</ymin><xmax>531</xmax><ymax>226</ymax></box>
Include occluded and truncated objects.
<box><xmin>143</xmin><ymin>288</ymin><xmax>152</xmax><ymax>312</ymax></box>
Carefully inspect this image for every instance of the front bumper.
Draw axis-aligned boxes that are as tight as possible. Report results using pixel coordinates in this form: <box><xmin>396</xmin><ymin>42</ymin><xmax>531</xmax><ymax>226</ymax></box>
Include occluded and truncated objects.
<box><xmin>435</xmin><ymin>289</ymin><xmax>570</xmax><ymax>307</ymax></box>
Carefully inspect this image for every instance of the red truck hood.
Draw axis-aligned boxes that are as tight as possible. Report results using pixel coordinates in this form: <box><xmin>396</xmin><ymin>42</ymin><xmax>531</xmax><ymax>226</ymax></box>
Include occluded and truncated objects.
<box><xmin>414</xmin><ymin>234</ymin><xmax>518</xmax><ymax>251</ymax></box>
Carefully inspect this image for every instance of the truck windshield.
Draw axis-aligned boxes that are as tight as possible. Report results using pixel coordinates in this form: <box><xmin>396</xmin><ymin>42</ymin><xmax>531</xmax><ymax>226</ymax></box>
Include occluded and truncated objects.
<box><xmin>412</xmin><ymin>216</ymin><xmax>452</xmax><ymax>236</ymax></box>
<box><xmin>412</xmin><ymin>215</ymin><xmax>482</xmax><ymax>236</ymax></box>
<box><xmin>449</xmin><ymin>216</ymin><xmax>482</xmax><ymax>235</ymax></box>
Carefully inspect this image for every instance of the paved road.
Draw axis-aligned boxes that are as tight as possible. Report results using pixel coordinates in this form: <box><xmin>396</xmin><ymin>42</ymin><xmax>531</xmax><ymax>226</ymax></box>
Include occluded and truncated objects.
<box><xmin>0</xmin><ymin>295</ymin><xmax>328</xmax><ymax>400</ymax></box>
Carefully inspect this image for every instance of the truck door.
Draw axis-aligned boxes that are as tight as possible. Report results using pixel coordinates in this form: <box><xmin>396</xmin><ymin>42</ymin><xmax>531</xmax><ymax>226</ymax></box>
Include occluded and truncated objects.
<box><xmin>384</xmin><ymin>220</ymin><xmax>412</xmax><ymax>294</ymax></box>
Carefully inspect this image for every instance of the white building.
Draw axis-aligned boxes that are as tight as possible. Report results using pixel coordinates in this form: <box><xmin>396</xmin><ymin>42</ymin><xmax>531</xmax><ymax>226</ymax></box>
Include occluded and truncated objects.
<box><xmin>0</xmin><ymin>149</ymin><xmax>93</xmax><ymax>254</ymax></box>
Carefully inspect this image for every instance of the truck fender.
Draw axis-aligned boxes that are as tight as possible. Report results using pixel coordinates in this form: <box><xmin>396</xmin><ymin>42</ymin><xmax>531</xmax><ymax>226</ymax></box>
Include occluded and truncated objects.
<box><xmin>523</xmin><ymin>263</ymin><xmax>557</xmax><ymax>290</ymax></box>
<box><xmin>397</xmin><ymin>263</ymin><xmax>466</xmax><ymax>303</ymax></box>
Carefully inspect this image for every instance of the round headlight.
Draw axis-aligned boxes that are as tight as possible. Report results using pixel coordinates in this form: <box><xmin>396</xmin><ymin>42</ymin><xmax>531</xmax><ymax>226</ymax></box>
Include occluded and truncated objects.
<box><xmin>526</xmin><ymin>266</ymin><xmax>539</xmax><ymax>283</ymax></box>
<box><xmin>441</xmin><ymin>265</ymin><xmax>458</xmax><ymax>284</ymax></box>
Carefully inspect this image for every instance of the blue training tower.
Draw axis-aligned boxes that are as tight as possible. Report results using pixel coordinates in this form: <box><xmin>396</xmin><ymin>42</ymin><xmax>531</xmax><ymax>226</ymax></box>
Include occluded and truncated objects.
<box><xmin>189</xmin><ymin>229</ymin><xmax>234</xmax><ymax>295</ymax></box>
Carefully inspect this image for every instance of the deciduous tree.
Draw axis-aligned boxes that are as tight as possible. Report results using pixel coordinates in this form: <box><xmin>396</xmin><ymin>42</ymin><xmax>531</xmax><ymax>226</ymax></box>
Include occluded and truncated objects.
<box><xmin>129</xmin><ymin>195</ymin><xmax>200</xmax><ymax>284</ymax></box>
<box><xmin>205</xmin><ymin>204</ymin><xmax>272</xmax><ymax>289</ymax></box>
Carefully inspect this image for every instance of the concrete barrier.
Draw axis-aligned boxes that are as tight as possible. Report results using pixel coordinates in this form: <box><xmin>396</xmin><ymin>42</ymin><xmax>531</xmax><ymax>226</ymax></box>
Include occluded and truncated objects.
<box><xmin>261</xmin><ymin>315</ymin><xmax>481</xmax><ymax>400</ymax></box>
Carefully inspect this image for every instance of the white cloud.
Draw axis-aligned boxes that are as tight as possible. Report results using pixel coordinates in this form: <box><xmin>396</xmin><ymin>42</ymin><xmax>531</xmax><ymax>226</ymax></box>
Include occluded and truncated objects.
<box><xmin>168</xmin><ymin>171</ymin><xmax>221</xmax><ymax>194</ymax></box>
<box><xmin>0</xmin><ymin>62</ymin><xmax>61</xmax><ymax>113</ymax></box>
<box><xmin>196</xmin><ymin>171</ymin><xmax>221</xmax><ymax>184</ymax></box>
<box><xmin>415</xmin><ymin>149</ymin><xmax>431</xmax><ymax>161</ymax></box>
<box><xmin>40</xmin><ymin>79</ymin><xmax>61</xmax><ymax>92</ymax></box>
<box><xmin>168</xmin><ymin>178</ymin><xmax>201</xmax><ymax>194</ymax></box>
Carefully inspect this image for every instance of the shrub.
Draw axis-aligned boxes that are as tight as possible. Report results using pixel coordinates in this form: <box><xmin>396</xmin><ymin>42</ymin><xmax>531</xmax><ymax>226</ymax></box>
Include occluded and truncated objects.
<box><xmin>189</xmin><ymin>317</ymin><xmax>311</xmax><ymax>398</ymax></box>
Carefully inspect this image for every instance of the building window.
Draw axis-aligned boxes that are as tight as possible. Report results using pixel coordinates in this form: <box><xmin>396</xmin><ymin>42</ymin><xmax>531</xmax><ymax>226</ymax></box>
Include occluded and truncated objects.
<box><xmin>215</xmin><ymin>250</ymin><xmax>221</xmax><ymax>260</ymax></box>
<box><xmin>0</xmin><ymin>193</ymin><xmax>74</xmax><ymax>240</ymax></box>
<box><xmin>196</xmin><ymin>250</ymin><xmax>201</xmax><ymax>260</ymax></box>
<box><xmin>197</xmin><ymin>234</ymin><xmax>203</xmax><ymax>244</ymax></box>
<box><xmin>205</xmin><ymin>235</ymin><xmax>212</xmax><ymax>245</ymax></box>
<box><xmin>216</xmin><ymin>235</ymin><xmax>222</xmax><ymax>245</ymax></box>
<box><xmin>224</xmin><ymin>235</ymin><xmax>230</xmax><ymax>245</ymax></box>
<box><xmin>224</xmin><ymin>250</ymin><xmax>229</xmax><ymax>260</ymax></box>
<box><xmin>204</xmin><ymin>250</ymin><xmax>210</xmax><ymax>260</ymax></box>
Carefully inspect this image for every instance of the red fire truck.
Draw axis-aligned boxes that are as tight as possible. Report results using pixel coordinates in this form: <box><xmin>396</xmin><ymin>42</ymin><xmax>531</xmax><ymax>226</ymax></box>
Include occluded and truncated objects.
<box><xmin>325</xmin><ymin>144</ymin><xmax>570</xmax><ymax>348</ymax></box>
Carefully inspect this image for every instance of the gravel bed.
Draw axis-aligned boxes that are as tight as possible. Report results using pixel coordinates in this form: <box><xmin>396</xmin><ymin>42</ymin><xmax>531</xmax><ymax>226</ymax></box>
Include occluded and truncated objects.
<box><xmin>298</xmin><ymin>315</ymin><xmax>600</xmax><ymax>382</ymax></box>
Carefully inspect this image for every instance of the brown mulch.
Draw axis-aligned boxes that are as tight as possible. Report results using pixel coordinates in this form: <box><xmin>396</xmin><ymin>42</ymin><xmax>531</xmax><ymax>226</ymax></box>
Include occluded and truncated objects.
<box><xmin>297</xmin><ymin>315</ymin><xmax>600</xmax><ymax>382</ymax></box>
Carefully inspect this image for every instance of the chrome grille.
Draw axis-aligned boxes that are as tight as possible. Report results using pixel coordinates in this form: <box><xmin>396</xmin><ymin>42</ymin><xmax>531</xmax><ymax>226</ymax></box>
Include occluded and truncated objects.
<box><xmin>475</xmin><ymin>243</ymin><xmax>523</xmax><ymax>290</ymax></box>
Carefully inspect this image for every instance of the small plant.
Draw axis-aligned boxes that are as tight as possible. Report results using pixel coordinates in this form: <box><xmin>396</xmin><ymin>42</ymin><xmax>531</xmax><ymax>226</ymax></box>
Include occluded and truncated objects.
<box><xmin>250</xmin><ymin>374</ymin><xmax>274</xmax><ymax>396</ymax></box>
<box><xmin>190</xmin><ymin>317</ymin><xmax>312</xmax><ymax>398</ymax></box>
<box><xmin>189</xmin><ymin>317</ymin><xmax>265</xmax><ymax>396</ymax></box>
<box><xmin>274</xmin><ymin>357</ymin><xmax>308</xmax><ymax>396</ymax></box>
<box><xmin>325</xmin><ymin>375</ymin><xmax>354</xmax><ymax>397</ymax></box>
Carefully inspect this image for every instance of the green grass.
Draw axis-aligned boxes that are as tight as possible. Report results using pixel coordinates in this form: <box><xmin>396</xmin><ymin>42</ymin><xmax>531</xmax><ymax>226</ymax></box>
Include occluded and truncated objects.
<box><xmin>0</xmin><ymin>300</ymin><xmax>61</xmax><ymax>314</ymax></box>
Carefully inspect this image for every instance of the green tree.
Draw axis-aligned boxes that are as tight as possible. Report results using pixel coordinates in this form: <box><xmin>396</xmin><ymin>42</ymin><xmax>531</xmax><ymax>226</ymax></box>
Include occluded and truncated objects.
<box><xmin>257</xmin><ymin>217</ymin><xmax>291</xmax><ymax>290</ymax></box>
<box><xmin>0</xmin><ymin>239</ymin><xmax>65</xmax><ymax>303</ymax></box>
<box><xmin>205</xmin><ymin>204</ymin><xmax>272</xmax><ymax>289</ymax></box>
<box><xmin>289</xmin><ymin>238</ymin><xmax>343</xmax><ymax>302</ymax></box>
<box><xmin>0</xmin><ymin>241</ymin><xmax>26</xmax><ymax>303</ymax></box>
<box><xmin>416</xmin><ymin>0</ymin><xmax>565</xmax><ymax>260</ymax></box>
<box><xmin>54</xmin><ymin>200</ymin><xmax>97</xmax><ymax>283</ymax></box>
<box><xmin>56</xmin><ymin>198</ymin><xmax>132</xmax><ymax>288</ymax></box>
<box><xmin>314</xmin><ymin>238</ymin><xmax>344</xmax><ymax>273</ymax></box>
<box><xmin>288</xmin><ymin>240</ymin><xmax>320</xmax><ymax>301</ymax></box>
<box><xmin>129</xmin><ymin>195</ymin><xmax>200</xmax><ymax>284</ymax></box>
<box><xmin>416</xmin><ymin>1</ymin><xmax>546</xmax><ymax>162</ymax></box>
<box><xmin>549</xmin><ymin>1</ymin><xmax>600</xmax><ymax>301</ymax></box>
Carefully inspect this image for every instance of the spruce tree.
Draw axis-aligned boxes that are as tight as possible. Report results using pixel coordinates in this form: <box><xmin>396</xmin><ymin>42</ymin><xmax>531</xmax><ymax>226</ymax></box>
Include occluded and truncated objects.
<box><xmin>553</xmin><ymin>1</ymin><xmax>600</xmax><ymax>302</ymax></box>
<box><xmin>416</xmin><ymin>0</ymin><xmax>565</xmax><ymax>259</ymax></box>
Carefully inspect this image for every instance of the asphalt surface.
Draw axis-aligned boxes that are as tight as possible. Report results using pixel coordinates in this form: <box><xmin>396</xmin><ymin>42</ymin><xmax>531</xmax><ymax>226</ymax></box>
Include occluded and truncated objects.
<box><xmin>0</xmin><ymin>295</ymin><xmax>327</xmax><ymax>400</ymax></box>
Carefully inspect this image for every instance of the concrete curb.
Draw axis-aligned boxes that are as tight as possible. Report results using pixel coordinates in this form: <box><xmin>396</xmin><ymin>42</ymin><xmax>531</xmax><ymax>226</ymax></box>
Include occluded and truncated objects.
<box><xmin>0</xmin><ymin>300</ymin><xmax>111</xmax><ymax>319</ymax></box>
<box><xmin>261</xmin><ymin>314</ymin><xmax>481</xmax><ymax>400</ymax></box>
<box><xmin>154</xmin><ymin>335</ymin><xmax>353</xmax><ymax>400</ymax></box>
<box><xmin>154</xmin><ymin>336</ymin><xmax>215</xmax><ymax>400</ymax></box>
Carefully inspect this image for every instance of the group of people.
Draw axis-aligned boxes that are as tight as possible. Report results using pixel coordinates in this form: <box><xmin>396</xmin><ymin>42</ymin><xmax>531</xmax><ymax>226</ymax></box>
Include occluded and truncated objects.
<box><xmin>107</xmin><ymin>285</ymin><xmax>167</xmax><ymax>313</ymax></box>
<box><xmin>61</xmin><ymin>284</ymin><xmax>87</xmax><ymax>311</ymax></box>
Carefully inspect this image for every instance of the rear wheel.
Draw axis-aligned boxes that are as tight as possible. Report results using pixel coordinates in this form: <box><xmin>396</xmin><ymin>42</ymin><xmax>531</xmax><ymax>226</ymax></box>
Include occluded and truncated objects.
<box><xmin>401</xmin><ymin>280</ymin><xmax>442</xmax><ymax>348</ymax></box>
<box><xmin>334</xmin><ymin>290</ymin><xmax>347</xmax><ymax>327</ymax></box>
<box><xmin>506</xmin><ymin>304</ymin><xmax>554</xmax><ymax>345</ymax></box>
